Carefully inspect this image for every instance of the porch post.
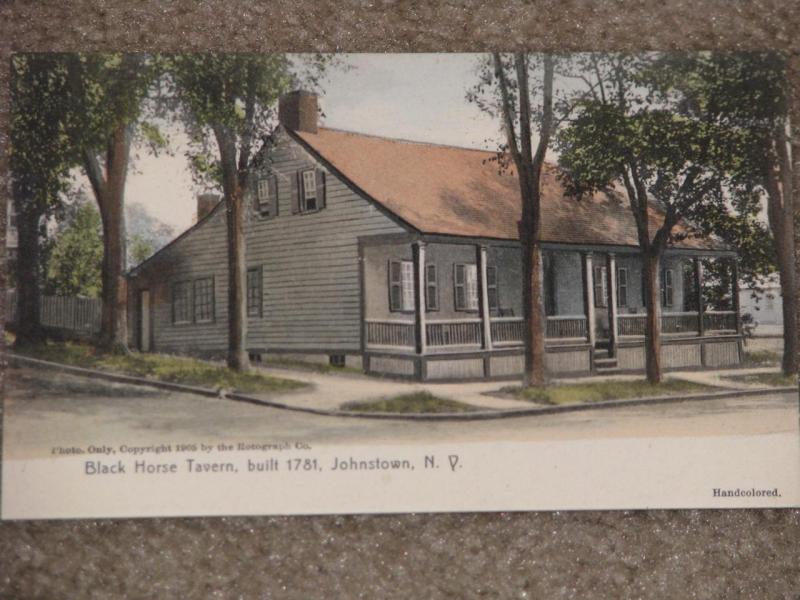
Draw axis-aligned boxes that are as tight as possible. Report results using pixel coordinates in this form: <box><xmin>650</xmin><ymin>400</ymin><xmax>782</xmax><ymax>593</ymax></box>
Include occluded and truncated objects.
<box><xmin>582</xmin><ymin>252</ymin><xmax>596</xmax><ymax>348</ymax></box>
<box><xmin>413</xmin><ymin>241</ymin><xmax>427</xmax><ymax>356</ymax></box>
<box><xmin>606</xmin><ymin>253</ymin><xmax>618</xmax><ymax>358</ymax></box>
<box><xmin>694</xmin><ymin>257</ymin><xmax>705</xmax><ymax>337</ymax></box>
<box><xmin>478</xmin><ymin>244</ymin><xmax>493</xmax><ymax>350</ymax></box>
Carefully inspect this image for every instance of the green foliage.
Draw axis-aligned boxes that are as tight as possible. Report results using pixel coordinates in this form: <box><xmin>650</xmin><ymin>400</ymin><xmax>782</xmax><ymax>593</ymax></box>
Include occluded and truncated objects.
<box><xmin>341</xmin><ymin>392</ymin><xmax>477</xmax><ymax>414</ymax></box>
<box><xmin>723</xmin><ymin>372</ymin><xmax>797</xmax><ymax>388</ymax></box>
<box><xmin>503</xmin><ymin>379</ymin><xmax>714</xmax><ymax>405</ymax></box>
<box><xmin>10</xmin><ymin>54</ymin><xmax>74</xmax><ymax>221</ymax></box>
<box><xmin>45</xmin><ymin>203</ymin><xmax>102</xmax><ymax>297</ymax></box>
<box><xmin>126</xmin><ymin>202</ymin><xmax>174</xmax><ymax>265</ymax></box>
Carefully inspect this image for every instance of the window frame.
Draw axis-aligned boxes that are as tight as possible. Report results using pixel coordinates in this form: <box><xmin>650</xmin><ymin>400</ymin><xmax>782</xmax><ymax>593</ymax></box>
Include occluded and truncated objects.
<box><xmin>246</xmin><ymin>266</ymin><xmax>263</xmax><ymax>318</ymax></box>
<box><xmin>256</xmin><ymin>175</ymin><xmax>277</xmax><ymax>218</ymax></box>
<box><xmin>301</xmin><ymin>169</ymin><xmax>317</xmax><ymax>212</ymax></box>
<box><xmin>171</xmin><ymin>280</ymin><xmax>192</xmax><ymax>325</ymax></box>
<box><xmin>192</xmin><ymin>277</ymin><xmax>215</xmax><ymax>324</ymax></box>
<box><xmin>388</xmin><ymin>259</ymin><xmax>414</xmax><ymax>313</ymax></box>
<box><xmin>454</xmin><ymin>263</ymin><xmax>479</xmax><ymax>312</ymax></box>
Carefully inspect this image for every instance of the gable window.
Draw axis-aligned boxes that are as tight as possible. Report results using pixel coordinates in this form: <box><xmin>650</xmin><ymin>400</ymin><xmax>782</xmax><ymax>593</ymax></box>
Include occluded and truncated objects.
<box><xmin>662</xmin><ymin>268</ymin><xmax>674</xmax><ymax>308</ymax></box>
<box><xmin>425</xmin><ymin>264</ymin><xmax>439</xmax><ymax>311</ymax></box>
<box><xmin>593</xmin><ymin>266</ymin><xmax>608</xmax><ymax>308</ymax></box>
<box><xmin>172</xmin><ymin>281</ymin><xmax>191</xmax><ymax>324</ymax></box>
<box><xmin>454</xmin><ymin>264</ymin><xmax>479</xmax><ymax>311</ymax></box>
<box><xmin>294</xmin><ymin>168</ymin><xmax>326</xmax><ymax>214</ymax></box>
<box><xmin>487</xmin><ymin>266</ymin><xmax>499</xmax><ymax>312</ymax></box>
<box><xmin>617</xmin><ymin>268</ymin><xmax>628</xmax><ymax>308</ymax></box>
<box><xmin>256</xmin><ymin>176</ymin><xmax>277</xmax><ymax>217</ymax></box>
<box><xmin>247</xmin><ymin>267</ymin><xmax>263</xmax><ymax>317</ymax></box>
<box><xmin>389</xmin><ymin>260</ymin><xmax>414</xmax><ymax>312</ymax></box>
<box><xmin>193</xmin><ymin>277</ymin><xmax>214</xmax><ymax>323</ymax></box>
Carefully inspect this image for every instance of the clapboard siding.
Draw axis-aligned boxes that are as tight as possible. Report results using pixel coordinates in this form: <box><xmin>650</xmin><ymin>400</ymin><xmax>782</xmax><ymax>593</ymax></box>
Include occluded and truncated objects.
<box><xmin>129</xmin><ymin>128</ymin><xmax>406</xmax><ymax>354</ymax></box>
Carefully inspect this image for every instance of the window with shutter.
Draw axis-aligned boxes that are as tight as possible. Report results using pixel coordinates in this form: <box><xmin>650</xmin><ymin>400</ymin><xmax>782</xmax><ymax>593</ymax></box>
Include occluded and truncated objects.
<box><xmin>301</xmin><ymin>169</ymin><xmax>317</xmax><ymax>211</ymax></box>
<box><xmin>425</xmin><ymin>264</ymin><xmax>438</xmax><ymax>311</ymax></box>
<box><xmin>388</xmin><ymin>260</ymin><xmax>414</xmax><ymax>312</ymax></box>
<box><xmin>617</xmin><ymin>268</ymin><xmax>628</xmax><ymax>307</ymax></box>
<box><xmin>487</xmin><ymin>266</ymin><xmax>499</xmax><ymax>312</ymax></box>
<box><xmin>454</xmin><ymin>264</ymin><xmax>479</xmax><ymax>311</ymax></box>
<box><xmin>257</xmin><ymin>178</ymin><xmax>270</xmax><ymax>215</ymax></box>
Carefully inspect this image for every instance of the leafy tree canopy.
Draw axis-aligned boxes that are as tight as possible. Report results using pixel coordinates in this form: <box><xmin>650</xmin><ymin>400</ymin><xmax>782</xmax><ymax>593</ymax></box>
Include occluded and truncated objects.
<box><xmin>45</xmin><ymin>203</ymin><xmax>103</xmax><ymax>297</ymax></box>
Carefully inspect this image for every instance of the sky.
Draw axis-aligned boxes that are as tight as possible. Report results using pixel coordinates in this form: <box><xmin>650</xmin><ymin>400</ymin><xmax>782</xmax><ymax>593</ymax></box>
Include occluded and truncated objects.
<box><xmin>122</xmin><ymin>53</ymin><xmax>506</xmax><ymax>234</ymax></box>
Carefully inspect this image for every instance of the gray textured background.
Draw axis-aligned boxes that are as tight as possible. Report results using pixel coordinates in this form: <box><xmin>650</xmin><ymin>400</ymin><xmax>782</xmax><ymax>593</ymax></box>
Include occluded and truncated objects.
<box><xmin>1</xmin><ymin>1</ymin><xmax>799</xmax><ymax>598</ymax></box>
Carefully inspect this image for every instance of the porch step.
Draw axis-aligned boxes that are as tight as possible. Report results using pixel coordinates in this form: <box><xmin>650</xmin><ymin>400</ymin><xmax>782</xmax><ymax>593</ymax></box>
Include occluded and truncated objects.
<box><xmin>594</xmin><ymin>356</ymin><xmax>619</xmax><ymax>372</ymax></box>
<box><xmin>595</xmin><ymin>366</ymin><xmax>623</xmax><ymax>375</ymax></box>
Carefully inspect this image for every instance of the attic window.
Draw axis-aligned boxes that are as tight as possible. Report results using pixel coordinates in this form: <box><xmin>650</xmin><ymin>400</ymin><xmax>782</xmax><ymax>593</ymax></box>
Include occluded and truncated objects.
<box><xmin>302</xmin><ymin>169</ymin><xmax>317</xmax><ymax>211</ymax></box>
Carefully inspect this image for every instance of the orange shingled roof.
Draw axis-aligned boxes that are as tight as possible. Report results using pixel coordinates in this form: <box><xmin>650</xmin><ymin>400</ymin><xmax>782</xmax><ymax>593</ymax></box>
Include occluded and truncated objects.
<box><xmin>293</xmin><ymin>127</ymin><xmax>724</xmax><ymax>250</ymax></box>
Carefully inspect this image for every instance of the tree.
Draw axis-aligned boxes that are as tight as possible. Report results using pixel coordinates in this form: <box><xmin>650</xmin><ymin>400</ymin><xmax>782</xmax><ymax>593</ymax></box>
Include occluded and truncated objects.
<box><xmin>468</xmin><ymin>53</ymin><xmax>555</xmax><ymax>386</ymax></box>
<box><xmin>557</xmin><ymin>54</ymin><xmax>734</xmax><ymax>383</ymax></box>
<box><xmin>169</xmin><ymin>54</ymin><xmax>330</xmax><ymax>371</ymax></box>
<box><xmin>639</xmin><ymin>52</ymin><xmax>796</xmax><ymax>375</ymax></box>
<box><xmin>65</xmin><ymin>53</ymin><xmax>163</xmax><ymax>352</ymax></box>
<box><xmin>45</xmin><ymin>203</ymin><xmax>103</xmax><ymax>297</ymax></box>
<box><xmin>9</xmin><ymin>54</ymin><xmax>73</xmax><ymax>347</ymax></box>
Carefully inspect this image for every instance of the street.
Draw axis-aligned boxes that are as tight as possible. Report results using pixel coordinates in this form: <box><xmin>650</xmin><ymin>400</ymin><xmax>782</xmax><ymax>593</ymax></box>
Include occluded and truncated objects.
<box><xmin>3</xmin><ymin>366</ymin><xmax>798</xmax><ymax>460</ymax></box>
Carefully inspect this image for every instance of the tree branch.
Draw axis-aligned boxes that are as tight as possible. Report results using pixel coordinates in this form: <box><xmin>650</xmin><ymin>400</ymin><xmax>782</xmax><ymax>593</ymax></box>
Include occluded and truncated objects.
<box><xmin>493</xmin><ymin>53</ymin><xmax>523</xmax><ymax>170</ymax></box>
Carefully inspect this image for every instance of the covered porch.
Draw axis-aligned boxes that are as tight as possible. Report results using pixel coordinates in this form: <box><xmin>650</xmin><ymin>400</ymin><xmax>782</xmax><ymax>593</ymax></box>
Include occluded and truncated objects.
<box><xmin>359</xmin><ymin>234</ymin><xmax>742</xmax><ymax>381</ymax></box>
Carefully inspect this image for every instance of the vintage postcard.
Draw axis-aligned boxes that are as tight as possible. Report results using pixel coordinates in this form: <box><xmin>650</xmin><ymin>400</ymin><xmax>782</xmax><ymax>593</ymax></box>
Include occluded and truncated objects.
<box><xmin>3</xmin><ymin>52</ymin><xmax>798</xmax><ymax>519</ymax></box>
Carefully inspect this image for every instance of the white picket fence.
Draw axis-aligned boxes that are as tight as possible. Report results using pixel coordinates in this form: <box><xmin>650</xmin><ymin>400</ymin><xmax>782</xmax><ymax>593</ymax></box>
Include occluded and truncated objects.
<box><xmin>6</xmin><ymin>290</ymin><xmax>102</xmax><ymax>334</ymax></box>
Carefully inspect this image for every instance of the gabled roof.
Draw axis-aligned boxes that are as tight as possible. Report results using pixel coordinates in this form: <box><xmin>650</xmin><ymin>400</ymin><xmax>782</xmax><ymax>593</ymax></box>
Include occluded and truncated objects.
<box><xmin>292</xmin><ymin>127</ymin><xmax>725</xmax><ymax>251</ymax></box>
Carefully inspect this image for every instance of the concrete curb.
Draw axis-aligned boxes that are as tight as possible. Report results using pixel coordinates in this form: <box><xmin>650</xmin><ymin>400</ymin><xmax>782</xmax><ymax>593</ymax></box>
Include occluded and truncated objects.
<box><xmin>6</xmin><ymin>352</ymin><xmax>797</xmax><ymax>422</ymax></box>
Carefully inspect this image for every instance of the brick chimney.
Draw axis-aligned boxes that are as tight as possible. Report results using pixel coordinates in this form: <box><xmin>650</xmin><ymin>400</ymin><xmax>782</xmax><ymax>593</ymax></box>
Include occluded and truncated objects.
<box><xmin>197</xmin><ymin>193</ymin><xmax>219</xmax><ymax>222</ymax></box>
<box><xmin>278</xmin><ymin>90</ymin><xmax>318</xmax><ymax>133</ymax></box>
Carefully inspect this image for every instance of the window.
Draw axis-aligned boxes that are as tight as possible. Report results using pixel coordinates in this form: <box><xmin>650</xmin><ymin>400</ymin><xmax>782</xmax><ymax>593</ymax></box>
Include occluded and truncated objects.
<box><xmin>425</xmin><ymin>264</ymin><xmax>439</xmax><ymax>311</ymax></box>
<box><xmin>389</xmin><ymin>260</ymin><xmax>414</xmax><ymax>312</ymax></box>
<box><xmin>662</xmin><ymin>268</ymin><xmax>674</xmax><ymax>308</ymax></box>
<box><xmin>454</xmin><ymin>264</ymin><xmax>479</xmax><ymax>311</ymax></box>
<box><xmin>193</xmin><ymin>277</ymin><xmax>214</xmax><ymax>323</ymax></box>
<box><xmin>594</xmin><ymin>266</ymin><xmax>608</xmax><ymax>308</ymax></box>
<box><xmin>301</xmin><ymin>169</ymin><xmax>317</xmax><ymax>211</ymax></box>
<box><xmin>256</xmin><ymin>176</ymin><xmax>276</xmax><ymax>217</ymax></box>
<box><xmin>172</xmin><ymin>281</ymin><xmax>191</xmax><ymax>324</ymax></box>
<box><xmin>617</xmin><ymin>268</ymin><xmax>628</xmax><ymax>307</ymax></box>
<box><xmin>487</xmin><ymin>266</ymin><xmax>499</xmax><ymax>312</ymax></box>
<box><xmin>247</xmin><ymin>267</ymin><xmax>263</xmax><ymax>317</ymax></box>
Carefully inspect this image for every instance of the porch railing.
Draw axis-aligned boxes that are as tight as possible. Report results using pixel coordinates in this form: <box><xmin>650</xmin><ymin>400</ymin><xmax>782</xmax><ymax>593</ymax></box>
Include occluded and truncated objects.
<box><xmin>426</xmin><ymin>319</ymin><xmax>482</xmax><ymax>347</ymax></box>
<box><xmin>365</xmin><ymin>319</ymin><xmax>415</xmax><ymax>348</ymax></box>
<box><xmin>491</xmin><ymin>317</ymin><xmax>524</xmax><ymax>345</ymax></box>
<box><xmin>704</xmin><ymin>310</ymin><xmax>738</xmax><ymax>332</ymax></box>
<box><xmin>546</xmin><ymin>315</ymin><xmax>587</xmax><ymax>339</ymax></box>
<box><xmin>619</xmin><ymin>311</ymin><xmax>738</xmax><ymax>336</ymax></box>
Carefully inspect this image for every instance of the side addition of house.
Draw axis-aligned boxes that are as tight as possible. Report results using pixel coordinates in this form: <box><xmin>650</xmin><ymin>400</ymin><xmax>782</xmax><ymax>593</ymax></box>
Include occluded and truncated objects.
<box><xmin>127</xmin><ymin>90</ymin><xmax>744</xmax><ymax>381</ymax></box>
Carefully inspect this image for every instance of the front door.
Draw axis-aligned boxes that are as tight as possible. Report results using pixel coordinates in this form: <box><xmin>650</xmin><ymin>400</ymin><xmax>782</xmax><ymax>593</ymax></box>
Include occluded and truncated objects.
<box><xmin>139</xmin><ymin>290</ymin><xmax>151</xmax><ymax>352</ymax></box>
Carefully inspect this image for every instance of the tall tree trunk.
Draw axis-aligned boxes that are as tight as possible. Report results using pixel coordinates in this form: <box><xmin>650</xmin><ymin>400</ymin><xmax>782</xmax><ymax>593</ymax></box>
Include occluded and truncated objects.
<box><xmin>96</xmin><ymin>123</ymin><xmax>130</xmax><ymax>352</ymax></box>
<box><xmin>216</xmin><ymin>126</ymin><xmax>250</xmax><ymax>372</ymax></box>
<box><xmin>642</xmin><ymin>251</ymin><xmax>663</xmax><ymax>383</ymax></box>
<box><xmin>13</xmin><ymin>205</ymin><xmax>45</xmax><ymax>347</ymax></box>
<box><xmin>520</xmin><ymin>227</ymin><xmax>547</xmax><ymax>386</ymax></box>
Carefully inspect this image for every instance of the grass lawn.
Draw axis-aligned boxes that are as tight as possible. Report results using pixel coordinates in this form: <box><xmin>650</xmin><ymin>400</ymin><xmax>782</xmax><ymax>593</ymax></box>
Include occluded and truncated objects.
<box><xmin>722</xmin><ymin>372</ymin><xmax>798</xmax><ymax>388</ymax></box>
<box><xmin>501</xmin><ymin>379</ymin><xmax>716</xmax><ymax>406</ymax></box>
<box><xmin>341</xmin><ymin>391</ymin><xmax>477</xmax><ymax>414</ymax></box>
<box><xmin>10</xmin><ymin>338</ymin><xmax>306</xmax><ymax>395</ymax></box>
<box><xmin>742</xmin><ymin>349</ymin><xmax>782</xmax><ymax>367</ymax></box>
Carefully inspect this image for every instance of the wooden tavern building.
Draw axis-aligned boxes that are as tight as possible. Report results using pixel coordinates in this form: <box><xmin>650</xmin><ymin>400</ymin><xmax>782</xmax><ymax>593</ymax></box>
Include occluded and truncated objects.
<box><xmin>126</xmin><ymin>91</ymin><xmax>743</xmax><ymax>381</ymax></box>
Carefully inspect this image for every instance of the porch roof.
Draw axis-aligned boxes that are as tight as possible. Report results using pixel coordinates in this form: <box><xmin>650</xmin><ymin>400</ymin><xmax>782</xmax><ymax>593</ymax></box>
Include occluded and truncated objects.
<box><xmin>293</xmin><ymin>127</ymin><xmax>726</xmax><ymax>251</ymax></box>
